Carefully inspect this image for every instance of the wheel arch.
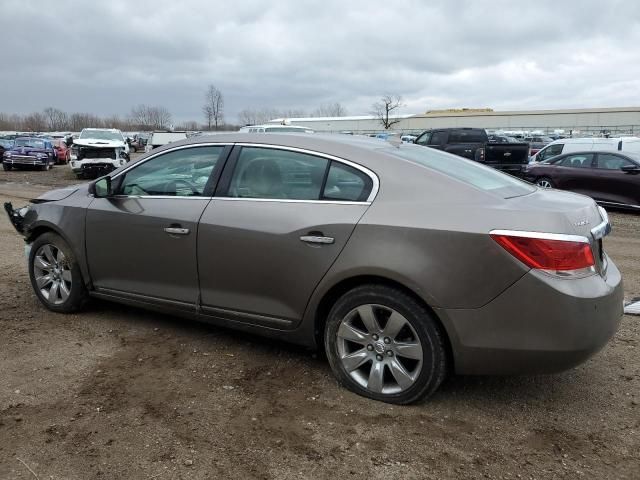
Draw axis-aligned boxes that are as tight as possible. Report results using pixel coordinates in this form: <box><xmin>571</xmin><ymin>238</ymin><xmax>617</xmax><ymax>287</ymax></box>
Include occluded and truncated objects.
<box><xmin>312</xmin><ymin>274</ymin><xmax>454</xmax><ymax>369</ymax></box>
<box><xmin>25</xmin><ymin>222</ymin><xmax>92</xmax><ymax>289</ymax></box>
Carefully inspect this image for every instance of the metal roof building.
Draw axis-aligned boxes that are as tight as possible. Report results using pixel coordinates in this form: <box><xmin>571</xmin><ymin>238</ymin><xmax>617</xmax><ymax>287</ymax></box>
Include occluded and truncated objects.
<box><xmin>268</xmin><ymin>107</ymin><xmax>640</xmax><ymax>136</ymax></box>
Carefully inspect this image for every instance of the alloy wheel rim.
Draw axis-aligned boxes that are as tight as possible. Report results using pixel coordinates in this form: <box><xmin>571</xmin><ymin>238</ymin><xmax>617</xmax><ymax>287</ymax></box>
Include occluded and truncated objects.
<box><xmin>336</xmin><ymin>304</ymin><xmax>423</xmax><ymax>395</ymax></box>
<box><xmin>33</xmin><ymin>244</ymin><xmax>72</xmax><ymax>305</ymax></box>
<box><xmin>537</xmin><ymin>179</ymin><xmax>552</xmax><ymax>188</ymax></box>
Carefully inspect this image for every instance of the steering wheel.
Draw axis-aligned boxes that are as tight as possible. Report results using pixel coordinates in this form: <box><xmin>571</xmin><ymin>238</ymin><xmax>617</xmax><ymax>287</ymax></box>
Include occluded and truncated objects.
<box><xmin>169</xmin><ymin>179</ymin><xmax>199</xmax><ymax>196</ymax></box>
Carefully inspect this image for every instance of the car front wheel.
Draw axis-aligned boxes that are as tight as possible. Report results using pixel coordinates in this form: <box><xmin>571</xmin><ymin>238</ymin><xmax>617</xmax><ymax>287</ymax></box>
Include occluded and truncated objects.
<box><xmin>324</xmin><ymin>284</ymin><xmax>448</xmax><ymax>404</ymax></box>
<box><xmin>28</xmin><ymin>232</ymin><xmax>89</xmax><ymax>313</ymax></box>
<box><xmin>535</xmin><ymin>177</ymin><xmax>554</xmax><ymax>188</ymax></box>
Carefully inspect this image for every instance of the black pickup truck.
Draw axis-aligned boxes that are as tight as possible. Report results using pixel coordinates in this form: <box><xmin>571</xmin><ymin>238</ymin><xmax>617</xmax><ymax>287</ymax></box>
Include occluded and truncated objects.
<box><xmin>414</xmin><ymin>128</ymin><xmax>530</xmax><ymax>176</ymax></box>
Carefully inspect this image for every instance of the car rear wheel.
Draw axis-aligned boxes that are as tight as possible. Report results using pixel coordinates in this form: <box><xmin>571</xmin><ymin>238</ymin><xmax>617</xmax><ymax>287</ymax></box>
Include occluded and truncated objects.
<box><xmin>324</xmin><ymin>284</ymin><xmax>448</xmax><ymax>404</ymax></box>
<box><xmin>3</xmin><ymin>164</ymin><xmax>11</xmax><ymax>171</ymax></box>
<box><xmin>40</xmin><ymin>163</ymin><xmax>51</xmax><ymax>171</ymax></box>
<box><xmin>535</xmin><ymin>177</ymin><xmax>554</xmax><ymax>188</ymax></box>
<box><xmin>29</xmin><ymin>232</ymin><xmax>89</xmax><ymax>313</ymax></box>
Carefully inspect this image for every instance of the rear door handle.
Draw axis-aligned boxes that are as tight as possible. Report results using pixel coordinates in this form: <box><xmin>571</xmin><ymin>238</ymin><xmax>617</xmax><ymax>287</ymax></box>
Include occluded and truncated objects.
<box><xmin>300</xmin><ymin>235</ymin><xmax>334</xmax><ymax>245</ymax></box>
<box><xmin>164</xmin><ymin>227</ymin><xmax>190</xmax><ymax>235</ymax></box>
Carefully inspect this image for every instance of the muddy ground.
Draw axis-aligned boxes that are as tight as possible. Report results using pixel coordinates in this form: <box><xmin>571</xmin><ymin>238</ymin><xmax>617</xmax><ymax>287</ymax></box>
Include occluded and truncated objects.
<box><xmin>0</xmin><ymin>164</ymin><xmax>638</xmax><ymax>479</ymax></box>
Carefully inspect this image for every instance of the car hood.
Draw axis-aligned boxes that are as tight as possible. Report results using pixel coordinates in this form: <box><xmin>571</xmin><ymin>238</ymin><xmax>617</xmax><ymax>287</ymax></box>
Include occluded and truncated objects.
<box><xmin>74</xmin><ymin>139</ymin><xmax>124</xmax><ymax>148</ymax></box>
<box><xmin>30</xmin><ymin>185</ymin><xmax>85</xmax><ymax>204</ymax></box>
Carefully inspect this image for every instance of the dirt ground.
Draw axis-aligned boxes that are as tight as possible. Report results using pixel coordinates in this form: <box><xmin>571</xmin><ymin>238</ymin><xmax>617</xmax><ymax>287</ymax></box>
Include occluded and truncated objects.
<box><xmin>0</xmin><ymin>164</ymin><xmax>638</xmax><ymax>480</ymax></box>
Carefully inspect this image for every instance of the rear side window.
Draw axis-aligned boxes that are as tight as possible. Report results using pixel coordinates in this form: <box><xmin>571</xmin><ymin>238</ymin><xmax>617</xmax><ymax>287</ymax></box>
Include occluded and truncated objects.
<box><xmin>559</xmin><ymin>154</ymin><xmax>594</xmax><ymax>168</ymax></box>
<box><xmin>323</xmin><ymin>162</ymin><xmax>373</xmax><ymax>202</ymax></box>
<box><xmin>227</xmin><ymin>147</ymin><xmax>328</xmax><ymax>200</ymax></box>
<box><xmin>596</xmin><ymin>153</ymin><xmax>634</xmax><ymax>169</ymax></box>
<box><xmin>428</xmin><ymin>131</ymin><xmax>447</xmax><ymax>145</ymax></box>
<box><xmin>448</xmin><ymin>131</ymin><xmax>486</xmax><ymax>143</ymax></box>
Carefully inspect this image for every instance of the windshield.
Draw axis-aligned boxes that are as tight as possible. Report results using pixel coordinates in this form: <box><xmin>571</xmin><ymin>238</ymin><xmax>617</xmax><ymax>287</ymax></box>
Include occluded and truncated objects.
<box><xmin>15</xmin><ymin>138</ymin><xmax>45</xmax><ymax>148</ymax></box>
<box><xmin>384</xmin><ymin>144</ymin><xmax>536</xmax><ymax>198</ymax></box>
<box><xmin>80</xmin><ymin>129</ymin><xmax>123</xmax><ymax>142</ymax></box>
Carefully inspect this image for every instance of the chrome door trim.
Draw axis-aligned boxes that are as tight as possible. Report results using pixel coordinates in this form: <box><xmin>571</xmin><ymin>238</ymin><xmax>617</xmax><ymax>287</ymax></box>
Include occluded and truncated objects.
<box><xmin>233</xmin><ymin>142</ymin><xmax>380</xmax><ymax>202</ymax></box>
<box><xmin>109</xmin><ymin>195</ymin><xmax>212</xmax><ymax>200</ymax></box>
<box><xmin>210</xmin><ymin>196</ymin><xmax>371</xmax><ymax>206</ymax></box>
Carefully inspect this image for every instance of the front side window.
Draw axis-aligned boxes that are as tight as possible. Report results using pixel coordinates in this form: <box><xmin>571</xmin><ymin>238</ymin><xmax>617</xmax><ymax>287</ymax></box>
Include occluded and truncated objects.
<box><xmin>448</xmin><ymin>131</ymin><xmax>486</xmax><ymax>143</ymax></box>
<box><xmin>227</xmin><ymin>147</ymin><xmax>329</xmax><ymax>200</ymax></box>
<box><xmin>596</xmin><ymin>153</ymin><xmax>634</xmax><ymax>170</ymax></box>
<box><xmin>117</xmin><ymin>146</ymin><xmax>223</xmax><ymax>197</ymax></box>
<box><xmin>415</xmin><ymin>132</ymin><xmax>431</xmax><ymax>145</ymax></box>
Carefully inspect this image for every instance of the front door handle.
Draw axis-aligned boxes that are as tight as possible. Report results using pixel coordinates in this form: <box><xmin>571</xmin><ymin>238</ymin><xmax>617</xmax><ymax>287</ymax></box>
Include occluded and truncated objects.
<box><xmin>300</xmin><ymin>235</ymin><xmax>334</xmax><ymax>245</ymax></box>
<box><xmin>164</xmin><ymin>227</ymin><xmax>190</xmax><ymax>235</ymax></box>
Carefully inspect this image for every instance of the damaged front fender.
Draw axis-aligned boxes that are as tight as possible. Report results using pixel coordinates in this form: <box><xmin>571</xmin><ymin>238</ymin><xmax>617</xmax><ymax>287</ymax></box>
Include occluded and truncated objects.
<box><xmin>4</xmin><ymin>202</ymin><xmax>30</xmax><ymax>235</ymax></box>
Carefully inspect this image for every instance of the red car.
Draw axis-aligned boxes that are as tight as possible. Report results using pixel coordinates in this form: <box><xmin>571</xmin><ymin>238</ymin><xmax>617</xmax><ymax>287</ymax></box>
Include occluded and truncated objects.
<box><xmin>52</xmin><ymin>139</ymin><xmax>71</xmax><ymax>164</ymax></box>
<box><xmin>522</xmin><ymin>150</ymin><xmax>640</xmax><ymax>210</ymax></box>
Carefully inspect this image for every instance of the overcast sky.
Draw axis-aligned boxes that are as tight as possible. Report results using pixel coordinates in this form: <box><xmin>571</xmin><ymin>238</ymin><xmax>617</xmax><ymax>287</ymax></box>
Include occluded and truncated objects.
<box><xmin>2</xmin><ymin>0</ymin><xmax>640</xmax><ymax>123</ymax></box>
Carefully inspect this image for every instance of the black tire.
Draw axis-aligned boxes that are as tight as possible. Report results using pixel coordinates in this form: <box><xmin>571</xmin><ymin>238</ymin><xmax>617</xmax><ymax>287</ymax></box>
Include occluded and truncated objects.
<box><xmin>28</xmin><ymin>232</ymin><xmax>89</xmax><ymax>313</ymax></box>
<box><xmin>3</xmin><ymin>164</ymin><xmax>11</xmax><ymax>171</ymax></box>
<box><xmin>40</xmin><ymin>163</ymin><xmax>50</xmax><ymax>171</ymax></box>
<box><xmin>535</xmin><ymin>177</ymin><xmax>554</xmax><ymax>189</ymax></box>
<box><xmin>324</xmin><ymin>284</ymin><xmax>448</xmax><ymax>404</ymax></box>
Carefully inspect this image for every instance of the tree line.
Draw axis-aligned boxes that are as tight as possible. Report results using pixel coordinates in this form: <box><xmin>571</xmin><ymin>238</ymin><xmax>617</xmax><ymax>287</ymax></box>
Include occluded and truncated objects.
<box><xmin>0</xmin><ymin>83</ymin><xmax>401</xmax><ymax>132</ymax></box>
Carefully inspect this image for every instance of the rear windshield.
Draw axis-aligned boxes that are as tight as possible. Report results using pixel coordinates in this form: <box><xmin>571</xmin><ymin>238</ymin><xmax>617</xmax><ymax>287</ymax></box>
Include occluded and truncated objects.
<box><xmin>384</xmin><ymin>145</ymin><xmax>536</xmax><ymax>198</ymax></box>
<box><xmin>448</xmin><ymin>131</ymin><xmax>487</xmax><ymax>143</ymax></box>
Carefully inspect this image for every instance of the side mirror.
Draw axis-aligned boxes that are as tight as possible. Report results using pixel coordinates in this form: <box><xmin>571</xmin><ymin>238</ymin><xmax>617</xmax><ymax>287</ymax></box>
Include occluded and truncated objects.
<box><xmin>90</xmin><ymin>177</ymin><xmax>113</xmax><ymax>198</ymax></box>
<box><xmin>621</xmin><ymin>165</ymin><xmax>640</xmax><ymax>174</ymax></box>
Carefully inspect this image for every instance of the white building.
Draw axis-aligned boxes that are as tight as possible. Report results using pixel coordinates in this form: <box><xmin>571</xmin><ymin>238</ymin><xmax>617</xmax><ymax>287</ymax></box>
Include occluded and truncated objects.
<box><xmin>267</xmin><ymin>107</ymin><xmax>640</xmax><ymax>136</ymax></box>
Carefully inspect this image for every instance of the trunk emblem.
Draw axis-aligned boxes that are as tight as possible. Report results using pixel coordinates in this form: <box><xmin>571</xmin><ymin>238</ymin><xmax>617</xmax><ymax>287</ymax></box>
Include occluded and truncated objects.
<box><xmin>574</xmin><ymin>220</ymin><xmax>590</xmax><ymax>227</ymax></box>
<box><xmin>503</xmin><ymin>152</ymin><xmax>512</xmax><ymax>157</ymax></box>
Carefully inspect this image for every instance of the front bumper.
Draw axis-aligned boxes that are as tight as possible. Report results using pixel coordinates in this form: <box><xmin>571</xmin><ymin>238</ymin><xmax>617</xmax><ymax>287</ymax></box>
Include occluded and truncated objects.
<box><xmin>71</xmin><ymin>161</ymin><xmax>119</xmax><ymax>176</ymax></box>
<box><xmin>437</xmin><ymin>256</ymin><xmax>624</xmax><ymax>375</ymax></box>
<box><xmin>4</xmin><ymin>157</ymin><xmax>47</xmax><ymax>166</ymax></box>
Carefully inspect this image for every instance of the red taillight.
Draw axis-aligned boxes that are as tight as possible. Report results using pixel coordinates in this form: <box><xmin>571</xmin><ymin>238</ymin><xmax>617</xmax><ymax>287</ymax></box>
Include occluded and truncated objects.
<box><xmin>490</xmin><ymin>233</ymin><xmax>595</xmax><ymax>271</ymax></box>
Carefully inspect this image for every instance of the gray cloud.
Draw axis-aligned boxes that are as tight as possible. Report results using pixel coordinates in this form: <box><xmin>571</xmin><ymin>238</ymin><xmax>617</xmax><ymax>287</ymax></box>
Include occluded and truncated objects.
<box><xmin>1</xmin><ymin>0</ymin><xmax>640</xmax><ymax>123</ymax></box>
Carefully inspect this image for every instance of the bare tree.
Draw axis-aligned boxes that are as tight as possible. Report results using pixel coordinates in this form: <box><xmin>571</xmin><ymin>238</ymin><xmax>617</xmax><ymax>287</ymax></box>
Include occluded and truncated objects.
<box><xmin>371</xmin><ymin>94</ymin><xmax>403</xmax><ymax>130</ymax></box>
<box><xmin>203</xmin><ymin>84</ymin><xmax>224</xmax><ymax>130</ymax></box>
<box><xmin>129</xmin><ymin>105</ymin><xmax>172</xmax><ymax>130</ymax></box>
<box><xmin>313</xmin><ymin>102</ymin><xmax>347</xmax><ymax>117</ymax></box>
<box><xmin>43</xmin><ymin>107</ymin><xmax>69</xmax><ymax>131</ymax></box>
<box><xmin>177</xmin><ymin>120</ymin><xmax>200</xmax><ymax>131</ymax></box>
<box><xmin>22</xmin><ymin>112</ymin><xmax>47</xmax><ymax>132</ymax></box>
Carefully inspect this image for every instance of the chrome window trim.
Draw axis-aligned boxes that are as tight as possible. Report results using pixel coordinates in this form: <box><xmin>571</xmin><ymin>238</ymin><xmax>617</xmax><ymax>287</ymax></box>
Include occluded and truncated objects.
<box><xmin>233</xmin><ymin>142</ymin><xmax>380</xmax><ymax>203</ymax></box>
<box><xmin>110</xmin><ymin>195</ymin><xmax>211</xmax><ymax>200</ymax></box>
<box><xmin>107</xmin><ymin>141</ymin><xmax>380</xmax><ymax>203</ymax></box>
<box><xmin>489</xmin><ymin>229</ymin><xmax>590</xmax><ymax>244</ymax></box>
<box><xmin>210</xmin><ymin>197</ymin><xmax>370</xmax><ymax>206</ymax></box>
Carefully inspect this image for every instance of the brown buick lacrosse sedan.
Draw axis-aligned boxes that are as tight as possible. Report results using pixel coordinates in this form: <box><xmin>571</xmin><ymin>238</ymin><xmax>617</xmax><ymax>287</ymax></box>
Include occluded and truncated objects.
<box><xmin>5</xmin><ymin>133</ymin><xmax>623</xmax><ymax>404</ymax></box>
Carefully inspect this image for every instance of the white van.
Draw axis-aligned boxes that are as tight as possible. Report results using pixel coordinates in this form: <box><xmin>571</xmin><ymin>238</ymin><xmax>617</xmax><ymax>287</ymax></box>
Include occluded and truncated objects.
<box><xmin>238</xmin><ymin>125</ymin><xmax>314</xmax><ymax>133</ymax></box>
<box><xmin>530</xmin><ymin>136</ymin><xmax>640</xmax><ymax>163</ymax></box>
<box><xmin>145</xmin><ymin>131</ymin><xmax>188</xmax><ymax>153</ymax></box>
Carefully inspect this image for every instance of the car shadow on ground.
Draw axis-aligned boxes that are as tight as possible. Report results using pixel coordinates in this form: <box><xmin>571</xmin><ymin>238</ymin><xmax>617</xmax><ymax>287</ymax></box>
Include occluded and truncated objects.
<box><xmin>81</xmin><ymin>299</ymin><xmax>591</xmax><ymax>408</ymax></box>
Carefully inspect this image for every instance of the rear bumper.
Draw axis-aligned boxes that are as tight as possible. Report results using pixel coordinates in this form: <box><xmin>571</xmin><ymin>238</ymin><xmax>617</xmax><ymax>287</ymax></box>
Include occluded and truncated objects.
<box><xmin>437</xmin><ymin>256</ymin><xmax>624</xmax><ymax>375</ymax></box>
